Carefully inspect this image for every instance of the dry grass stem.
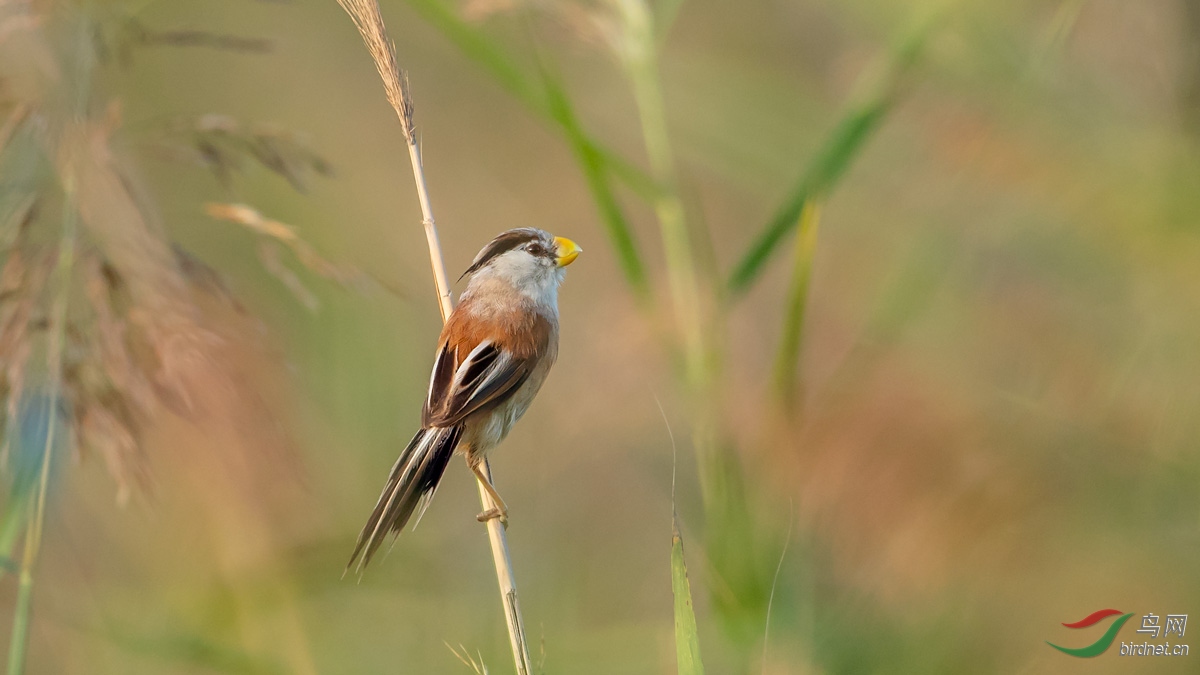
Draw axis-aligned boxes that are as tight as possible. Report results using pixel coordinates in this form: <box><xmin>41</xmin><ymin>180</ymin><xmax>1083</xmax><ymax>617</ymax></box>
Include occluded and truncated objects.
<box><xmin>337</xmin><ymin>1</ymin><xmax>532</xmax><ymax>672</ymax></box>
<box><xmin>258</xmin><ymin>241</ymin><xmax>319</xmax><ymax>311</ymax></box>
<box><xmin>205</xmin><ymin>202</ymin><xmax>369</xmax><ymax>295</ymax></box>
<box><xmin>165</xmin><ymin>115</ymin><xmax>334</xmax><ymax>191</ymax></box>
<box><xmin>447</xmin><ymin>642</ymin><xmax>491</xmax><ymax>674</ymax></box>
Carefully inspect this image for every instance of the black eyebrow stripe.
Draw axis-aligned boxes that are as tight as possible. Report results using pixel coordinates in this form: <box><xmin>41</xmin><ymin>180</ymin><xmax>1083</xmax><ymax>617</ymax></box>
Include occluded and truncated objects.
<box><xmin>459</xmin><ymin>228</ymin><xmax>544</xmax><ymax>280</ymax></box>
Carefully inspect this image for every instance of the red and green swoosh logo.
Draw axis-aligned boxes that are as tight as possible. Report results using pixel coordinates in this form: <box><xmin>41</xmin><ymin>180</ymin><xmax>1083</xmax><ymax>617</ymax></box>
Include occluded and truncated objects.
<box><xmin>1047</xmin><ymin>609</ymin><xmax>1134</xmax><ymax>657</ymax></box>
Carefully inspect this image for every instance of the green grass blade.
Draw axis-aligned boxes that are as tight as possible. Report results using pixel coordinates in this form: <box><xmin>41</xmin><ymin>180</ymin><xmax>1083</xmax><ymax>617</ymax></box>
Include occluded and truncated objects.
<box><xmin>618</xmin><ymin>0</ymin><xmax>709</xmax><ymax>384</ymax></box>
<box><xmin>6</xmin><ymin>566</ymin><xmax>33</xmax><ymax>675</ymax></box>
<box><xmin>537</xmin><ymin>62</ymin><xmax>651</xmax><ymax>299</ymax></box>
<box><xmin>405</xmin><ymin>0</ymin><xmax>543</xmax><ymax>110</ymax></box>
<box><xmin>727</xmin><ymin>101</ymin><xmax>888</xmax><ymax>296</ymax></box>
<box><xmin>0</xmin><ymin>488</ymin><xmax>29</xmax><ymax>583</ymax></box>
<box><xmin>772</xmin><ymin>200</ymin><xmax>823</xmax><ymax>405</ymax></box>
<box><xmin>403</xmin><ymin>0</ymin><xmax>660</xmax><ymax>201</ymax></box>
<box><xmin>726</xmin><ymin>12</ymin><xmax>939</xmax><ymax>296</ymax></box>
<box><xmin>671</xmin><ymin>516</ymin><xmax>705</xmax><ymax>675</ymax></box>
<box><xmin>407</xmin><ymin>0</ymin><xmax>652</xmax><ymax>297</ymax></box>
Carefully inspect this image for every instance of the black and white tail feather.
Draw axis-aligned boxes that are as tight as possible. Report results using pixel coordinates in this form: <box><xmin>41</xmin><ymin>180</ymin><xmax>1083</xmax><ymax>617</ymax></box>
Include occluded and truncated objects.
<box><xmin>346</xmin><ymin>425</ymin><xmax>463</xmax><ymax>575</ymax></box>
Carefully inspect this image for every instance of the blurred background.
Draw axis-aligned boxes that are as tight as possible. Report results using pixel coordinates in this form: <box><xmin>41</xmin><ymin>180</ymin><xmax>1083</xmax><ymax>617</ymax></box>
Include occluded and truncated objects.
<box><xmin>1</xmin><ymin>0</ymin><xmax>1198</xmax><ymax>673</ymax></box>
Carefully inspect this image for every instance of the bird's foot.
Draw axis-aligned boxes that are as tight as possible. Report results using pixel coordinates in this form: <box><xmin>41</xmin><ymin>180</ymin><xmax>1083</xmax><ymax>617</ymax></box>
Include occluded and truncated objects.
<box><xmin>476</xmin><ymin>508</ymin><xmax>509</xmax><ymax>528</ymax></box>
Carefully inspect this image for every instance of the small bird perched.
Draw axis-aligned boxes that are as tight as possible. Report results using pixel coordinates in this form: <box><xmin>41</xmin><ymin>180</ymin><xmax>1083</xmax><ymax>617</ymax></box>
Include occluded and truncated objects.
<box><xmin>348</xmin><ymin>228</ymin><xmax>581</xmax><ymax>572</ymax></box>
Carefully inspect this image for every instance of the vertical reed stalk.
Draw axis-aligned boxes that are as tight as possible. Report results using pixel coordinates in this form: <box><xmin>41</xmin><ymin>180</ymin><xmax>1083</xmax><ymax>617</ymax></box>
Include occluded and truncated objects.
<box><xmin>0</xmin><ymin>503</ymin><xmax>24</xmax><ymax>580</ymax></box>
<box><xmin>617</xmin><ymin>0</ymin><xmax>707</xmax><ymax>391</ymax></box>
<box><xmin>6</xmin><ymin>181</ymin><xmax>77</xmax><ymax>675</ymax></box>
<box><xmin>613</xmin><ymin>13</ymin><xmax>746</xmax><ymax>594</ymax></box>
<box><xmin>335</xmin><ymin>2</ymin><xmax>531</xmax><ymax>672</ymax></box>
<box><xmin>0</xmin><ymin>476</ymin><xmax>31</xmax><ymax>586</ymax></box>
<box><xmin>5</xmin><ymin>566</ymin><xmax>32</xmax><ymax>675</ymax></box>
<box><xmin>6</xmin><ymin>14</ymin><xmax>91</xmax><ymax>668</ymax></box>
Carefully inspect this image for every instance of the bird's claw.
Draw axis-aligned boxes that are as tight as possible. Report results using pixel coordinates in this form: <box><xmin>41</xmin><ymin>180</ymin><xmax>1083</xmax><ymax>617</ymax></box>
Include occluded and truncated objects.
<box><xmin>476</xmin><ymin>508</ymin><xmax>509</xmax><ymax>528</ymax></box>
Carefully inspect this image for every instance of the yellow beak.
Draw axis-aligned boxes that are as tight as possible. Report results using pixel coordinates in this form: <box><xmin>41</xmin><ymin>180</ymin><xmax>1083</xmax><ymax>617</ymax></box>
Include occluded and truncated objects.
<box><xmin>553</xmin><ymin>236</ymin><xmax>582</xmax><ymax>267</ymax></box>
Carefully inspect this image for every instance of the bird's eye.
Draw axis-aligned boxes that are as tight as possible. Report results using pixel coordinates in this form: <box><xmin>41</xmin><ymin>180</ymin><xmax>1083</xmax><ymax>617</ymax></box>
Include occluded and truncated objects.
<box><xmin>526</xmin><ymin>243</ymin><xmax>544</xmax><ymax>256</ymax></box>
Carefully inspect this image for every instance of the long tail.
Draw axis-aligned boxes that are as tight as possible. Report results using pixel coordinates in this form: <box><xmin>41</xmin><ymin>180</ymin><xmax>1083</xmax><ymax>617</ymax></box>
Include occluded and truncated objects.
<box><xmin>347</xmin><ymin>425</ymin><xmax>463</xmax><ymax>574</ymax></box>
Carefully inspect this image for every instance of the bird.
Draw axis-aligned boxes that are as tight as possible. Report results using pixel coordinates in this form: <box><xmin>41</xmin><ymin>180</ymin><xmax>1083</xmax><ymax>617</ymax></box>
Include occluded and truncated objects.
<box><xmin>348</xmin><ymin>228</ymin><xmax>581</xmax><ymax>573</ymax></box>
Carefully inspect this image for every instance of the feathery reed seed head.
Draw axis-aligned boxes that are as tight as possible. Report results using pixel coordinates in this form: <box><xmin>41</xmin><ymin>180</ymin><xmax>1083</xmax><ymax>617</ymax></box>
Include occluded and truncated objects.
<box><xmin>336</xmin><ymin>0</ymin><xmax>415</xmax><ymax>142</ymax></box>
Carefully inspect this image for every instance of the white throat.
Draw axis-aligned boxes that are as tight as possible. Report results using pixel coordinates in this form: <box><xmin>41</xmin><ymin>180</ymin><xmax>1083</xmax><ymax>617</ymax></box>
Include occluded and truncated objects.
<box><xmin>462</xmin><ymin>250</ymin><xmax>564</xmax><ymax>311</ymax></box>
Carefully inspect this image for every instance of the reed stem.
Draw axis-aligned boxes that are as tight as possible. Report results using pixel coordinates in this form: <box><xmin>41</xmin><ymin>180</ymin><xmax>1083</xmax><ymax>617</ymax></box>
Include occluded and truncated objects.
<box><xmin>620</xmin><ymin>1</ymin><xmax>707</xmax><ymax>391</ymax></box>
<box><xmin>0</xmin><ymin>495</ymin><xmax>27</xmax><ymax>585</ymax></box>
<box><xmin>336</xmin><ymin>2</ymin><xmax>532</xmax><ymax>672</ymax></box>
<box><xmin>5</xmin><ymin>568</ymin><xmax>32</xmax><ymax>675</ymax></box>
<box><xmin>5</xmin><ymin>177</ymin><xmax>77</xmax><ymax>675</ymax></box>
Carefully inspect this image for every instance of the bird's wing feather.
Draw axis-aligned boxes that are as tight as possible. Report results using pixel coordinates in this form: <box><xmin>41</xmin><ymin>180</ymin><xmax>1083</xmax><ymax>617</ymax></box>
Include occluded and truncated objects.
<box><xmin>422</xmin><ymin>337</ymin><xmax>532</xmax><ymax>428</ymax></box>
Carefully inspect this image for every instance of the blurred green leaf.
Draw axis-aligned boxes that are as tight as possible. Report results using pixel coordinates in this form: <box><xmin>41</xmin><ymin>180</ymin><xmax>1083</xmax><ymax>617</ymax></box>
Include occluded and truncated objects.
<box><xmin>727</xmin><ymin>11</ymin><xmax>938</xmax><ymax>296</ymax></box>
<box><xmin>537</xmin><ymin>59</ymin><xmax>651</xmax><ymax>299</ymax></box>
<box><xmin>671</xmin><ymin>516</ymin><xmax>704</xmax><ymax>675</ymax></box>
<box><xmin>408</xmin><ymin>0</ymin><xmax>653</xmax><ymax>297</ymax></box>
<box><xmin>404</xmin><ymin>0</ymin><xmax>660</xmax><ymax>201</ymax></box>
<box><xmin>405</xmin><ymin>0</ymin><xmax>543</xmax><ymax>110</ymax></box>
<box><xmin>773</xmin><ymin>200</ymin><xmax>823</xmax><ymax>406</ymax></box>
<box><xmin>727</xmin><ymin>102</ymin><xmax>889</xmax><ymax>296</ymax></box>
<box><xmin>698</xmin><ymin>436</ymin><xmax>770</xmax><ymax>648</ymax></box>
<box><xmin>0</xmin><ymin>489</ymin><xmax>30</xmax><ymax>583</ymax></box>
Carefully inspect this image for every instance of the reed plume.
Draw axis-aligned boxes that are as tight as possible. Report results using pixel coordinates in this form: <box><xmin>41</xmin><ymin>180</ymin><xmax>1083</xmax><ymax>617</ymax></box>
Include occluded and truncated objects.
<box><xmin>0</xmin><ymin>3</ymin><xmax>343</xmax><ymax>671</ymax></box>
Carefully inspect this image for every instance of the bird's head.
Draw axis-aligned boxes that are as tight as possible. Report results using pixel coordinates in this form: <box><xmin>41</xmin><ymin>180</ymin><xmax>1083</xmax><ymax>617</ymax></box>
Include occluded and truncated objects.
<box><xmin>459</xmin><ymin>228</ymin><xmax>581</xmax><ymax>304</ymax></box>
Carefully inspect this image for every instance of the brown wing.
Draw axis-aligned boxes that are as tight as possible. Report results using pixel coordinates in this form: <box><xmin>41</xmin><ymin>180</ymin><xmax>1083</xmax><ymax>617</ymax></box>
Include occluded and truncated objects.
<box><xmin>421</xmin><ymin>301</ymin><xmax>553</xmax><ymax>428</ymax></box>
<box><xmin>421</xmin><ymin>339</ymin><xmax>532</xmax><ymax>427</ymax></box>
